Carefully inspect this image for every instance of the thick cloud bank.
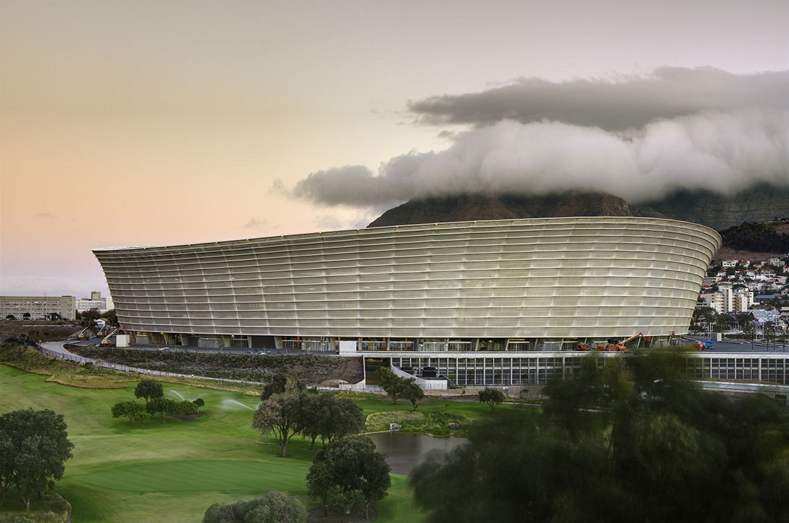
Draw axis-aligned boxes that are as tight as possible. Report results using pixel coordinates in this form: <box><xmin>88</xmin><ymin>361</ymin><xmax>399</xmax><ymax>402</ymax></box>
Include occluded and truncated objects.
<box><xmin>294</xmin><ymin>110</ymin><xmax>789</xmax><ymax>206</ymax></box>
<box><xmin>410</xmin><ymin>68</ymin><xmax>789</xmax><ymax>131</ymax></box>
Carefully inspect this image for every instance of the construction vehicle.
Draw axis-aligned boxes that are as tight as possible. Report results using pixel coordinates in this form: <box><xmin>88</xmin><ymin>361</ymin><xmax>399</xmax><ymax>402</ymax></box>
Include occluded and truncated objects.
<box><xmin>676</xmin><ymin>336</ymin><xmax>709</xmax><ymax>351</ymax></box>
<box><xmin>576</xmin><ymin>332</ymin><xmax>643</xmax><ymax>352</ymax></box>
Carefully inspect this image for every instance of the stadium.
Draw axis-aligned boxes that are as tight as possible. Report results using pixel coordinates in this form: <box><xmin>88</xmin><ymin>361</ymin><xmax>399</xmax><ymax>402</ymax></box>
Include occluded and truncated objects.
<box><xmin>95</xmin><ymin>216</ymin><xmax>719</xmax><ymax>369</ymax></box>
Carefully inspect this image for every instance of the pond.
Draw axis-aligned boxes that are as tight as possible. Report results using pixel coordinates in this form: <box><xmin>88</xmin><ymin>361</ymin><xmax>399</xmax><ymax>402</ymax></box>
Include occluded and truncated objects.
<box><xmin>368</xmin><ymin>432</ymin><xmax>468</xmax><ymax>475</ymax></box>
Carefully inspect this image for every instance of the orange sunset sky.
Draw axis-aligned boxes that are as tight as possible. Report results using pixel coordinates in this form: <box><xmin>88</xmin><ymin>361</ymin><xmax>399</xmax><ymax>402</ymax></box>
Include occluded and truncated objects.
<box><xmin>1</xmin><ymin>1</ymin><xmax>788</xmax><ymax>296</ymax></box>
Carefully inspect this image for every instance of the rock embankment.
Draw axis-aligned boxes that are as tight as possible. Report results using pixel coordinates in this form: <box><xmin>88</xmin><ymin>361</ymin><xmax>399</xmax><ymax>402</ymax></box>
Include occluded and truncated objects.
<box><xmin>68</xmin><ymin>346</ymin><xmax>363</xmax><ymax>385</ymax></box>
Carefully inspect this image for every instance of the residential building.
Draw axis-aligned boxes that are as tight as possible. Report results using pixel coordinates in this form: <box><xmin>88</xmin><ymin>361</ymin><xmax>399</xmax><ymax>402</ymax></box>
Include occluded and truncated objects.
<box><xmin>75</xmin><ymin>291</ymin><xmax>114</xmax><ymax>313</ymax></box>
<box><xmin>0</xmin><ymin>296</ymin><xmax>76</xmax><ymax>321</ymax></box>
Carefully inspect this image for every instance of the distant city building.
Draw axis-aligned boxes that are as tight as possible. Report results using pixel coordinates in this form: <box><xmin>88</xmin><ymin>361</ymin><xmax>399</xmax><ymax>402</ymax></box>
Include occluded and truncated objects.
<box><xmin>722</xmin><ymin>260</ymin><xmax>738</xmax><ymax>269</ymax></box>
<box><xmin>75</xmin><ymin>291</ymin><xmax>114</xmax><ymax>313</ymax></box>
<box><xmin>701</xmin><ymin>284</ymin><xmax>754</xmax><ymax>314</ymax></box>
<box><xmin>751</xmin><ymin>309</ymin><xmax>781</xmax><ymax>325</ymax></box>
<box><xmin>701</xmin><ymin>292</ymin><xmax>727</xmax><ymax>314</ymax></box>
<box><xmin>0</xmin><ymin>296</ymin><xmax>76</xmax><ymax>321</ymax></box>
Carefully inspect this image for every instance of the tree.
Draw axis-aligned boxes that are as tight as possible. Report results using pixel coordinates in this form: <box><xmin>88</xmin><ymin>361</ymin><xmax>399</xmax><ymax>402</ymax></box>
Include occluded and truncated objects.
<box><xmin>260</xmin><ymin>374</ymin><xmax>288</xmax><ymax>401</ymax></box>
<box><xmin>203</xmin><ymin>491</ymin><xmax>307</xmax><ymax>523</ymax></box>
<box><xmin>377</xmin><ymin>367</ymin><xmax>406</xmax><ymax>403</ymax></box>
<box><xmin>260</xmin><ymin>373</ymin><xmax>302</xmax><ymax>401</ymax></box>
<box><xmin>302</xmin><ymin>394</ymin><xmax>365</xmax><ymax>446</ymax></box>
<box><xmin>0</xmin><ymin>409</ymin><xmax>73</xmax><ymax>511</ymax></box>
<box><xmin>101</xmin><ymin>309</ymin><xmax>119</xmax><ymax>327</ymax></box>
<box><xmin>411</xmin><ymin>349</ymin><xmax>789</xmax><ymax>523</ymax></box>
<box><xmin>78</xmin><ymin>308</ymin><xmax>101</xmax><ymax>328</ymax></box>
<box><xmin>478</xmin><ymin>387</ymin><xmax>505</xmax><ymax>410</ymax></box>
<box><xmin>135</xmin><ymin>380</ymin><xmax>163</xmax><ymax>405</ymax></box>
<box><xmin>252</xmin><ymin>393</ymin><xmax>309</xmax><ymax>457</ymax></box>
<box><xmin>146</xmin><ymin>397</ymin><xmax>170</xmax><ymax>420</ymax></box>
<box><xmin>402</xmin><ymin>380</ymin><xmax>425</xmax><ymax>410</ymax></box>
<box><xmin>111</xmin><ymin>401</ymin><xmax>147</xmax><ymax>422</ymax></box>
<box><xmin>307</xmin><ymin>436</ymin><xmax>390</xmax><ymax>519</ymax></box>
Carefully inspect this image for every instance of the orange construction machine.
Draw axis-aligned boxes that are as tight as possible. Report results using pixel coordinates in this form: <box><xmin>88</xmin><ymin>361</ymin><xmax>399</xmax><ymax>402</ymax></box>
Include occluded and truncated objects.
<box><xmin>576</xmin><ymin>333</ymin><xmax>643</xmax><ymax>352</ymax></box>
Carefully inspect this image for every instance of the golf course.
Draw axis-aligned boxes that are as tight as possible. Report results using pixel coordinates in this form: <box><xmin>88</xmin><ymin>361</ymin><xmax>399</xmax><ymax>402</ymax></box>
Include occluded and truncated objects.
<box><xmin>0</xmin><ymin>350</ymin><xmax>513</xmax><ymax>522</ymax></box>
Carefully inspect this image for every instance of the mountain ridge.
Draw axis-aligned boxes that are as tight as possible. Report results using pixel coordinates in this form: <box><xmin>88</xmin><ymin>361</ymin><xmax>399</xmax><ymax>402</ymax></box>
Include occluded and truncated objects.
<box><xmin>368</xmin><ymin>184</ymin><xmax>789</xmax><ymax>231</ymax></box>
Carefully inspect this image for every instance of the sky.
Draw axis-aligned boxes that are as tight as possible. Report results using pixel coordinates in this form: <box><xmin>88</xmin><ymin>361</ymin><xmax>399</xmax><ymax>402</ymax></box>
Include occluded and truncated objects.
<box><xmin>1</xmin><ymin>0</ymin><xmax>788</xmax><ymax>297</ymax></box>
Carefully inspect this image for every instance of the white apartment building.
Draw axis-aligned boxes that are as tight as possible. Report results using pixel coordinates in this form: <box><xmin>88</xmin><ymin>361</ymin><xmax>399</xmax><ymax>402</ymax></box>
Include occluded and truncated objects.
<box><xmin>75</xmin><ymin>291</ymin><xmax>114</xmax><ymax>313</ymax></box>
<box><xmin>702</xmin><ymin>284</ymin><xmax>754</xmax><ymax>314</ymax></box>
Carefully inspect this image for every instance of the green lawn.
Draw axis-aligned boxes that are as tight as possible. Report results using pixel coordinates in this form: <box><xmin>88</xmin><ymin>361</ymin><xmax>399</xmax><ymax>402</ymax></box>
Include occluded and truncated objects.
<box><xmin>0</xmin><ymin>366</ymin><xmax>425</xmax><ymax>522</ymax></box>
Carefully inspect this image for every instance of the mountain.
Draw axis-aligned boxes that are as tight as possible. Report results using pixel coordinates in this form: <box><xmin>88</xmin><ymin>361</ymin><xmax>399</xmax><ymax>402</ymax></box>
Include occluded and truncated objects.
<box><xmin>368</xmin><ymin>184</ymin><xmax>789</xmax><ymax>231</ymax></box>
<box><xmin>719</xmin><ymin>221</ymin><xmax>789</xmax><ymax>253</ymax></box>
<box><xmin>368</xmin><ymin>192</ymin><xmax>637</xmax><ymax>228</ymax></box>
<box><xmin>638</xmin><ymin>184</ymin><xmax>789</xmax><ymax>230</ymax></box>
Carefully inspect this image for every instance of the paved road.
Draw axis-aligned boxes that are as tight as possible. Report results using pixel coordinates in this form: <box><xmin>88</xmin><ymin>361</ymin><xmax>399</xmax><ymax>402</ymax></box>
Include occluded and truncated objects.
<box><xmin>686</xmin><ymin>336</ymin><xmax>789</xmax><ymax>353</ymax></box>
<box><xmin>41</xmin><ymin>340</ymin><xmax>94</xmax><ymax>362</ymax></box>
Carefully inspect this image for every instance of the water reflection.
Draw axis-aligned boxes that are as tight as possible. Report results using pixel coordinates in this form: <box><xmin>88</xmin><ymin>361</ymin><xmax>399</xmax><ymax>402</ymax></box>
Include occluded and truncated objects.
<box><xmin>369</xmin><ymin>432</ymin><xmax>468</xmax><ymax>475</ymax></box>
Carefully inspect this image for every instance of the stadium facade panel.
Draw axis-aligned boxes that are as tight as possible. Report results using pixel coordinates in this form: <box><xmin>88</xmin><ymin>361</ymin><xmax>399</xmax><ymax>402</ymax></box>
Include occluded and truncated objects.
<box><xmin>94</xmin><ymin>217</ymin><xmax>720</xmax><ymax>349</ymax></box>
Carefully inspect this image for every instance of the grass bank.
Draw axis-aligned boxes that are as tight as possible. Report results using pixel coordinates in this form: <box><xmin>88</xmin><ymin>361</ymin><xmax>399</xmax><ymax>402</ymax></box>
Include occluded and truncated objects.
<box><xmin>0</xmin><ymin>344</ymin><xmax>523</xmax><ymax>521</ymax></box>
<box><xmin>0</xmin><ymin>365</ymin><xmax>430</xmax><ymax>522</ymax></box>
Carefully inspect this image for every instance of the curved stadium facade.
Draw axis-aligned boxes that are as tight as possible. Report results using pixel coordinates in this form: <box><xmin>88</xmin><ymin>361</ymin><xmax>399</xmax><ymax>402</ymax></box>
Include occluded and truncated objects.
<box><xmin>95</xmin><ymin>217</ymin><xmax>720</xmax><ymax>360</ymax></box>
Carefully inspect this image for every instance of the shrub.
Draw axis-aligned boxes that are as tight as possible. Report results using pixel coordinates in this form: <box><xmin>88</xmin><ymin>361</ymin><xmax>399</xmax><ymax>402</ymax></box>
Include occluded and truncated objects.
<box><xmin>147</xmin><ymin>398</ymin><xmax>198</xmax><ymax>418</ymax></box>
<box><xmin>202</xmin><ymin>491</ymin><xmax>306</xmax><ymax>523</ymax></box>
<box><xmin>111</xmin><ymin>401</ymin><xmax>147</xmax><ymax>422</ymax></box>
<box><xmin>479</xmin><ymin>388</ymin><xmax>505</xmax><ymax>409</ymax></box>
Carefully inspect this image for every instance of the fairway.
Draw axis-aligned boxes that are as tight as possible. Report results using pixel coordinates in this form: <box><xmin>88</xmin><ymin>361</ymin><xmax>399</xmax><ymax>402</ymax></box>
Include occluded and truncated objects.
<box><xmin>0</xmin><ymin>365</ymin><xmax>424</xmax><ymax>522</ymax></box>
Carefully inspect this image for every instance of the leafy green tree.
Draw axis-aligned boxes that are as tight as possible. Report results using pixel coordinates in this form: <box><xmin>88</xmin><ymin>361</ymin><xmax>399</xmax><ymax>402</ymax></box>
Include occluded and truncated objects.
<box><xmin>307</xmin><ymin>436</ymin><xmax>390</xmax><ymax>519</ymax></box>
<box><xmin>134</xmin><ymin>380</ymin><xmax>163</xmax><ymax>405</ymax></box>
<box><xmin>252</xmin><ymin>393</ymin><xmax>310</xmax><ymax>457</ymax></box>
<box><xmin>111</xmin><ymin>401</ymin><xmax>147</xmax><ymax>422</ymax></box>
<box><xmin>0</xmin><ymin>409</ymin><xmax>73</xmax><ymax>511</ymax></box>
<box><xmin>301</xmin><ymin>394</ymin><xmax>364</xmax><ymax>447</ymax></box>
<box><xmin>402</xmin><ymin>380</ymin><xmax>425</xmax><ymax>410</ymax></box>
<box><xmin>78</xmin><ymin>308</ymin><xmax>102</xmax><ymax>328</ymax></box>
<box><xmin>411</xmin><ymin>349</ymin><xmax>789</xmax><ymax>523</ymax></box>
<box><xmin>146</xmin><ymin>397</ymin><xmax>170</xmax><ymax>420</ymax></box>
<box><xmin>260</xmin><ymin>373</ymin><xmax>303</xmax><ymax>401</ymax></box>
<box><xmin>478</xmin><ymin>387</ymin><xmax>505</xmax><ymax>410</ymax></box>
<box><xmin>101</xmin><ymin>309</ymin><xmax>118</xmax><ymax>327</ymax></box>
<box><xmin>203</xmin><ymin>491</ymin><xmax>307</xmax><ymax>523</ymax></box>
<box><xmin>260</xmin><ymin>374</ymin><xmax>288</xmax><ymax>401</ymax></box>
<box><xmin>377</xmin><ymin>367</ymin><xmax>406</xmax><ymax>403</ymax></box>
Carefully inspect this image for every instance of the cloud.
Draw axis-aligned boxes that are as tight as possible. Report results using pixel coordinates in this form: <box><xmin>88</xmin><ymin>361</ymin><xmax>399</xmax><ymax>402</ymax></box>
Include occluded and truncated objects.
<box><xmin>292</xmin><ymin>110</ymin><xmax>789</xmax><ymax>206</ymax></box>
<box><xmin>243</xmin><ymin>217</ymin><xmax>268</xmax><ymax>230</ymax></box>
<box><xmin>293</xmin><ymin>165</ymin><xmax>411</xmax><ymax>208</ymax></box>
<box><xmin>409</xmin><ymin>67</ymin><xmax>789</xmax><ymax>130</ymax></box>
